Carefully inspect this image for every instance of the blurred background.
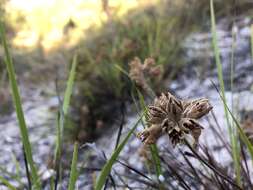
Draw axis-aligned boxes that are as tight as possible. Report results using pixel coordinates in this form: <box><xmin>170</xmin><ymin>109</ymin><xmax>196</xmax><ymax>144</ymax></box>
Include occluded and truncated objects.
<box><xmin>0</xmin><ymin>0</ymin><xmax>253</xmax><ymax>189</ymax></box>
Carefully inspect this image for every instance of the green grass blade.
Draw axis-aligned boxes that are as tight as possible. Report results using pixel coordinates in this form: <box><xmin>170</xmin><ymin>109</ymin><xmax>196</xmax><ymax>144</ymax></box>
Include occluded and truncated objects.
<box><xmin>0</xmin><ymin>176</ymin><xmax>17</xmax><ymax>190</ymax></box>
<box><xmin>136</xmin><ymin>90</ymin><xmax>163</xmax><ymax>181</ymax></box>
<box><xmin>251</xmin><ymin>25</ymin><xmax>253</xmax><ymax>60</ymax></box>
<box><xmin>210</xmin><ymin>0</ymin><xmax>227</xmax><ymax>116</ymax></box>
<box><xmin>150</xmin><ymin>144</ymin><xmax>162</xmax><ymax>176</ymax></box>
<box><xmin>230</xmin><ymin>21</ymin><xmax>242</xmax><ymax>187</ymax></box>
<box><xmin>210</xmin><ymin>0</ymin><xmax>241</xmax><ymax>186</ymax></box>
<box><xmin>114</xmin><ymin>64</ymin><xmax>129</xmax><ymax>77</ymax></box>
<box><xmin>137</xmin><ymin>89</ymin><xmax>148</xmax><ymax>123</ymax></box>
<box><xmin>0</xmin><ymin>166</ymin><xmax>24</xmax><ymax>187</ymax></box>
<box><xmin>54</xmin><ymin>54</ymin><xmax>78</xmax><ymax>155</ymax></box>
<box><xmin>95</xmin><ymin>114</ymin><xmax>144</xmax><ymax>190</ymax></box>
<box><xmin>230</xmin><ymin>111</ymin><xmax>253</xmax><ymax>162</ymax></box>
<box><xmin>11</xmin><ymin>153</ymin><xmax>21</xmax><ymax>181</ymax></box>
<box><xmin>63</xmin><ymin>54</ymin><xmax>78</xmax><ymax>114</ymax></box>
<box><xmin>54</xmin><ymin>54</ymin><xmax>78</xmax><ymax>187</ymax></box>
<box><xmin>216</xmin><ymin>88</ymin><xmax>253</xmax><ymax>162</ymax></box>
<box><xmin>68</xmin><ymin>142</ymin><xmax>79</xmax><ymax>190</ymax></box>
<box><xmin>0</xmin><ymin>23</ymin><xmax>41</xmax><ymax>189</ymax></box>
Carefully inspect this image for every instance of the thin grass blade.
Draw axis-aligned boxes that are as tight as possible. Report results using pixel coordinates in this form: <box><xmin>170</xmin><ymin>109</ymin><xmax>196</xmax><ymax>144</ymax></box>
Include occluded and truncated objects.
<box><xmin>212</xmin><ymin>81</ymin><xmax>253</xmax><ymax>166</ymax></box>
<box><xmin>63</xmin><ymin>54</ymin><xmax>78</xmax><ymax>114</ymax></box>
<box><xmin>0</xmin><ymin>22</ymin><xmax>41</xmax><ymax>189</ymax></box>
<box><xmin>95</xmin><ymin>114</ymin><xmax>144</xmax><ymax>190</ymax></box>
<box><xmin>11</xmin><ymin>153</ymin><xmax>21</xmax><ymax>181</ymax></box>
<box><xmin>210</xmin><ymin>0</ymin><xmax>229</xmax><ymax>125</ymax></box>
<box><xmin>0</xmin><ymin>176</ymin><xmax>17</xmax><ymax>190</ymax></box>
<box><xmin>136</xmin><ymin>90</ymin><xmax>162</xmax><ymax>181</ymax></box>
<box><xmin>67</xmin><ymin>142</ymin><xmax>79</xmax><ymax>190</ymax></box>
<box><xmin>210</xmin><ymin>0</ymin><xmax>241</xmax><ymax>186</ymax></box>
<box><xmin>251</xmin><ymin>25</ymin><xmax>253</xmax><ymax>60</ymax></box>
<box><xmin>222</xmin><ymin>98</ymin><xmax>253</xmax><ymax>161</ymax></box>
<box><xmin>114</xmin><ymin>64</ymin><xmax>129</xmax><ymax>77</ymax></box>
<box><xmin>54</xmin><ymin>54</ymin><xmax>78</xmax><ymax>188</ymax></box>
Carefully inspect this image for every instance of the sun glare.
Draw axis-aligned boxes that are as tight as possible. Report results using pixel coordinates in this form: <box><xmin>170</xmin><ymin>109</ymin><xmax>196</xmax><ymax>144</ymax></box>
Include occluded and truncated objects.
<box><xmin>5</xmin><ymin>0</ymin><xmax>158</xmax><ymax>51</ymax></box>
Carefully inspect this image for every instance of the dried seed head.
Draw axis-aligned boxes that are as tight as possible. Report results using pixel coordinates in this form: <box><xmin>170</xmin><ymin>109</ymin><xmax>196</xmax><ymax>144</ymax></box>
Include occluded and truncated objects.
<box><xmin>129</xmin><ymin>57</ymin><xmax>147</xmax><ymax>89</ymax></box>
<box><xmin>137</xmin><ymin>91</ymin><xmax>212</xmax><ymax>148</ymax></box>
<box><xmin>143</xmin><ymin>57</ymin><xmax>155</xmax><ymax>70</ymax></box>
<box><xmin>149</xmin><ymin>66</ymin><xmax>162</xmax><ymax>77</ymax></box>
<box><xmin>128</xmin><ymin>57</ymin><xmax>162</xmax><ymax>91</ymax></box>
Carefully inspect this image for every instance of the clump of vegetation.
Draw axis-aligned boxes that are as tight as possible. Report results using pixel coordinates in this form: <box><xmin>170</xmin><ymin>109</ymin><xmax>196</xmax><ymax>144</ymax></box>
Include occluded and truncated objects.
<box><xmin>73</xmin><ymin>0</ymin><xmax>252</xmax><ymax>142</ymax></box>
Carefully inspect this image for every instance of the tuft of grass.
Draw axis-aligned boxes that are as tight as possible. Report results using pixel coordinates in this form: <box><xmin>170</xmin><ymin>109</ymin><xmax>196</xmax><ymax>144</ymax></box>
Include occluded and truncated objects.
<box><xmin>210</xmin><ymin>0</ymin><xmax>241</xmax><ymax>186</ymax></box>
<box><xmin>95</xmin><ymin>114</ymin><xmax>144</xmax><ymax>190</ymax></box>
<box><xmin>67</xmin><ymin>141</ymin><xmax>79</xmax><ymax>190</ymax></box>
<box><xmin>0</xmin><ymin>22</ymin><xmax>41</xmax><ymax>189</ymax></box>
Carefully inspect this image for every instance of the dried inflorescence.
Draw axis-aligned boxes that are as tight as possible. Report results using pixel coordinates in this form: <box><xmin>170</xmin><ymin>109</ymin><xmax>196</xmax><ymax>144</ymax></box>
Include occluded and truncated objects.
<box><xmin>128</xmin><ymin>57</ymin><xmax>161</xmax><ymax>92</ymax></box>
<box><xmin>137</xmin><ymin>92</ymin><xmax>213</xmax><ymax>148</ymax></box>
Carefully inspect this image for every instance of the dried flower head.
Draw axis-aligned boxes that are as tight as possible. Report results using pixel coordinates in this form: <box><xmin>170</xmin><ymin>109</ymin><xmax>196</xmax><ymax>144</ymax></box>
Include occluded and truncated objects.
<box><xmin>129</xmin><ymin>57</ymin><xmax>147</xmax><ymax>89</ymax></box>
<box><xmin>143</xmin><ymin>57</ymin><xmax>155</xmax><ymax>69</ymax></box>
<box><xmin>128</xmin><ymin>57</ymin><xmax>162</xmax><ymax>91</ymax></box>
<box><xmin>137</xmin><ymin>92</ymin><xmax>212</xmax><ymax>148</ymax></box>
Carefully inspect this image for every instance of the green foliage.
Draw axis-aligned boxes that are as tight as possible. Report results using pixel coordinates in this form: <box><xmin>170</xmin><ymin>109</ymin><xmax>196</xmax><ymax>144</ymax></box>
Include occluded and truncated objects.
<box><xmin>67</xmin><ymin>142</ymin><xmax>79</xmax><ymax>190</ymax></box>
<box><xmin>63</xmin><ymin>54</ymin><xmax>78</xmax><ymax>114</ymax></box>
<box><xmin>0</xmin><ymin>22</ymin><xmax>41</xmax><ymax>189</ymax></box>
